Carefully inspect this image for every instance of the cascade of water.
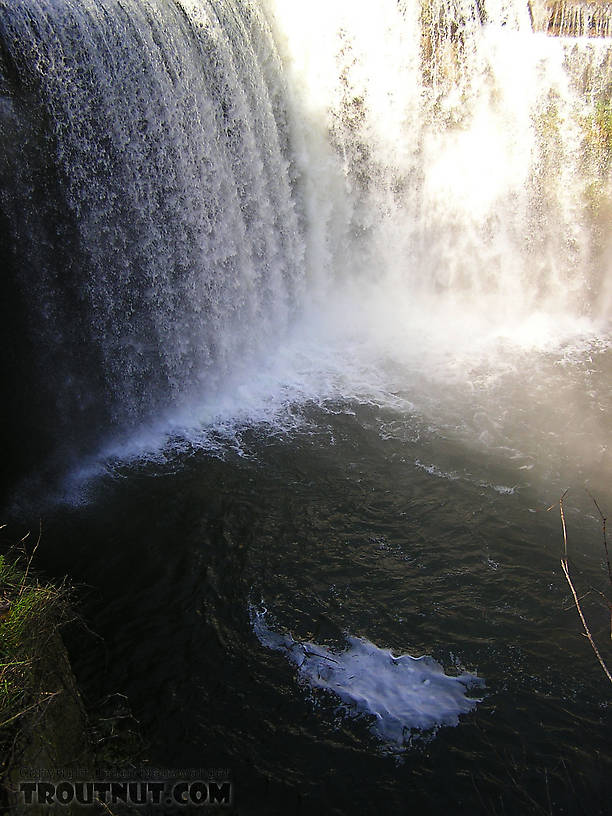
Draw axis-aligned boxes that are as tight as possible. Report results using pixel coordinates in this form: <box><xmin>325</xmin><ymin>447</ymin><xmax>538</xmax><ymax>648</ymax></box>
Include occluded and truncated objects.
<box><xmin>542</xmin><ymin>1</ymin><xmax>612</xmax><ymax>38</ymax></box>
<box><xmin>265</xmin><ymin>0</ymin><xmax>612</xmax><ymax>322</ymax></box>
<box><xmin>0</xmin><ymin>0</ymin><xmax>305</xmax><ymax>477</ymax></box>
<box><xmin>0</xmin><ymin>0</ymin><xmax>611</xmax><ymax>488</ymax></box>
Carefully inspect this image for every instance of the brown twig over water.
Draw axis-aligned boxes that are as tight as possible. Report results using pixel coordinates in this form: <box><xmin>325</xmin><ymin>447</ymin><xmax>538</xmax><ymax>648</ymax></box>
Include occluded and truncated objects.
<box><xmin>558</xmin><ymin>491</ymin><xmax>612</xmax><ymax>685</ymax></box>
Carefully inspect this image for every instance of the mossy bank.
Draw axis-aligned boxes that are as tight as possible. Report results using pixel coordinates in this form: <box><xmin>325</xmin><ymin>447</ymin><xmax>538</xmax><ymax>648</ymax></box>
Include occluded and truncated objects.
<box><xmin>0</xmin><ymin>533</ymin><xmax>92</xmax><ymax>814</ymax></box>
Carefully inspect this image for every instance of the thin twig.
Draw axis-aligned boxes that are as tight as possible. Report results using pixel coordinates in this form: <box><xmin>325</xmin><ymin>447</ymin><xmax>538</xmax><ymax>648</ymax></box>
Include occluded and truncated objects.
<box><xmin>560</xmin><ymin>560</ymin><xmax>612</xmax><ymax>683</ymax></box>
<box><xmin>586</xmin><ymin>491</ymin><xmax>612</xmax><ymax>640</ymax></box>
<box><xmin>98</xmin><ymin>802</ymin><xmax>121</xmax><ymax>816</ymax></box>
<box><xmin>587</xmin><ymin>489</ymin><xmax>612</xmax><ymax>588</ymax></box>
<box><xmin>19</xmin><ymin>521</ymin><xmax>42</xmax><ymax>598</ymax></box>
<box><xmin>561</xmin><ymin>589</ymin><xmax>591</xmax><ymax>610</ymax></box>
<box><xmin>0</xmin><ymin>691</ymin><xmax>60</xmax><ymax>730</ymax></box>
<box><xmin>559</xmin><ymin>489</ymin><xmax>569</xmax><ymax>559</ymax></box>
<box><xmin>559</xmin><ymin>494</ymin><xmax>612</xmax><ymax>685</ymax></box>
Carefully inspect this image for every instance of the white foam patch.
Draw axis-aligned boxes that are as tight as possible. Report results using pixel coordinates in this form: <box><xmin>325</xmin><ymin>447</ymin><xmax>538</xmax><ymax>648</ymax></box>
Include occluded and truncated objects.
<box><xmin>414</xmin><ymin>459</ymin><xmax>461</xmax><ymax>481</ymax></box>
<box><xmin>52</xmin><ymin>284</ymin><xmax>611</xmax><ymax>506</ymax></box>
<box><xmin>251</xmin><ymin>607</ymin><xmax>484</xmax><ymax>747</ymax></box>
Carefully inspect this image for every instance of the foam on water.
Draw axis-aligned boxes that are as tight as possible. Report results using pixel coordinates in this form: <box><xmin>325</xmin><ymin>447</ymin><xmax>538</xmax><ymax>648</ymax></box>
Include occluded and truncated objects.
<box><xmin>251</xmin><ymin>606</ymin><xmax>485</xmax><ymax>748</ymax></box>
<box><xmin>4</xmin><ymin>0</ymin><xmax>611</xmax><ymax>507</ymax></box>
<box><xmin>49</xmin><ymin>278</ymin><xmax>609</xmax><ymax>508</ymax></box>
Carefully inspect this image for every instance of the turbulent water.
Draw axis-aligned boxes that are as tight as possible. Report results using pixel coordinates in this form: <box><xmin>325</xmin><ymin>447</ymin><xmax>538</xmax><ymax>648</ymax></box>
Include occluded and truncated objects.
<box><xmin>1</xmin><ymin>0</ymin><xmax>611</xmax><ymax>813</ymax></box>
<box><xmin>0</xmin><ymin>0</ymin><xmax>304</xmax><ymax>479</ymax></box>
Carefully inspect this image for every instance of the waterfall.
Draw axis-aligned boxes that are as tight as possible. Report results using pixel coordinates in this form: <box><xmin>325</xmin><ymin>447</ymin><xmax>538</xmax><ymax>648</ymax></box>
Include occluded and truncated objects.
<box><xmin>0</xmin><ymin>0</ymin><xmax>610</xmax><ymax>487</ymax></box>
<box><xmin>266</xmin><ymin>0</ymin><xmax>612</xmax><ymax>318</ymax></box>
<box><xmin>0</xmin><ymin>0</ymin><xmax>305</xmax><ymax>481</ymax></box>
<box><xmin>538</xmin><ymin>1</ymin><xmax>612</xmax><ymax>38</ymax></box>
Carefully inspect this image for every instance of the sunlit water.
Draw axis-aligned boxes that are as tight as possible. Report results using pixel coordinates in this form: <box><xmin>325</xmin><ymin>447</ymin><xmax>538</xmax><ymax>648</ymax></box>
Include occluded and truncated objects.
<box><xmin>31</xmin><ymin>312</ymin><xmax>612</xmax><ymax>814</ymax></box>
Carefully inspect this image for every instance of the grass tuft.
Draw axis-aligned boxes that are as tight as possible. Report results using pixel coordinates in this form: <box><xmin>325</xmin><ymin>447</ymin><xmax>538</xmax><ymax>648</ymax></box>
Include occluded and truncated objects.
<box><xmin>0</xmin><ymin>527</ymin><xmax>73</xmax><ymax>766</ymax></box>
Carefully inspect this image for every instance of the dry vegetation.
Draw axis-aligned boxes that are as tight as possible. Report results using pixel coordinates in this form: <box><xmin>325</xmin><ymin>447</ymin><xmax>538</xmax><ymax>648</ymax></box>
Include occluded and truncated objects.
<box><xmin>0</xmin><ymin>524</ymin><xmax>75</xmax><ymax>781</ymax></box>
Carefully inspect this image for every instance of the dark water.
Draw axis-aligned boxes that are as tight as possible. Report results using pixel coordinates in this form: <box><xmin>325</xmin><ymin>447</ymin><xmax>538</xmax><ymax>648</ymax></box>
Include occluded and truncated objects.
<box><xmin>21</xmin><ymin>339</ymin><xmax>612</xmax><ymax>816</ymax></box>
<box><xmin>1</xmin><ymin>1</ymin><xmax>611</xmax><ymax>811</ymax></box>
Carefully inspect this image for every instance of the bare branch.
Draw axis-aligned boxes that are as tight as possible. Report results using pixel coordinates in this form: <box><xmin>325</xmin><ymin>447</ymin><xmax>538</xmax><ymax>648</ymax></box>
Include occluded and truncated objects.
<box><xmin>559</xmin><ymin>493</ymin><xmax>612</xmax><ymax>685</ymax></box>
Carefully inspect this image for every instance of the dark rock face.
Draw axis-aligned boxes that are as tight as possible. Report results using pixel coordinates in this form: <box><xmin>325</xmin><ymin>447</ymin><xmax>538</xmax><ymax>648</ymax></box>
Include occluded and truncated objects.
<box><xmin>4</xmin><ymin>630</ymin><xmax>92</xmax><ymax>815</ymax></box>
